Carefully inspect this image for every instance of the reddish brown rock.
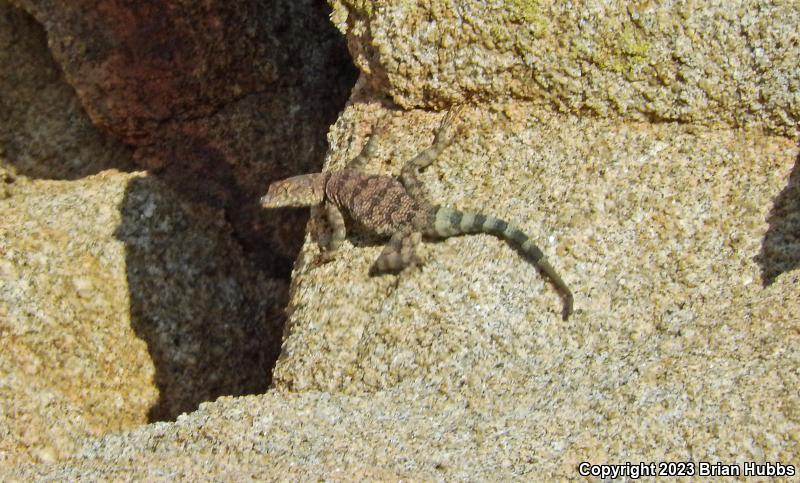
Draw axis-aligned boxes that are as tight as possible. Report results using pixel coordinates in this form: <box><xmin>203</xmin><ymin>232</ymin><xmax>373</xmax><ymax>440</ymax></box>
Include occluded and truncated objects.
<box><xmin>0</xmin><ymin>2</ymin><xmax>134</xmax><ymax>179</ymax></box>
<box><xmin>12</xmin><ymin>0</ymin><xmax>357</xmax><ymax>271</ymax></box>
<box><xmin>14</xmin><ymin>0</ymin><xmax>276</xmax><ymax>142</ymax></box>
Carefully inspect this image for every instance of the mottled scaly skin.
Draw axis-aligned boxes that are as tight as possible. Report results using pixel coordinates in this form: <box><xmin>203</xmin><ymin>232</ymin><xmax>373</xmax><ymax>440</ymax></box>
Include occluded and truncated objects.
<box><xmin>325</xmin><ymin>171</ymin><xmax>431</xmax><ymax>237</ymax></box>
<box><xmin>261</xmin><ymin>108</ymin><xmax>574</xmax><ymax>320</ymax></box>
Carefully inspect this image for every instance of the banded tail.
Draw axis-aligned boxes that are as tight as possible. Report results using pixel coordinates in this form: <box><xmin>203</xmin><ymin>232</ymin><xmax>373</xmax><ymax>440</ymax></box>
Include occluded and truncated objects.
<box><xmin>429</xmin><ymin>207</ymin><xmax>574</xmax><ymax>320</ymax></box>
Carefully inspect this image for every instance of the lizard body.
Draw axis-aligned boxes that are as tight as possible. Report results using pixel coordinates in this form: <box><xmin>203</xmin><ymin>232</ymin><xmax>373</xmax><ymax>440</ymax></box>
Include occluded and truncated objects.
<box><xmin>261</xmin><ymin>108</ymin><xmax>574</xmax><ymax>320</ymax></box>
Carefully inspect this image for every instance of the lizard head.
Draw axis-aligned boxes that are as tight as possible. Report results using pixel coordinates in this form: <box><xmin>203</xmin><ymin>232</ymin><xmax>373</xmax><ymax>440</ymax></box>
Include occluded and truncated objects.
<box><xmin>260</xmin><ymin>173</ymin><xmax>326</xmax><ymax>208</ymax></box>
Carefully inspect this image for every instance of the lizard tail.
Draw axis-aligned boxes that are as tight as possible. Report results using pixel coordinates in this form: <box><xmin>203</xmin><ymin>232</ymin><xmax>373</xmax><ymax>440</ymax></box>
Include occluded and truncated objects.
<box><xmin>429</xmin><ymin>207</ymin><xmax>574</xmax><ymax>320</ymax></box>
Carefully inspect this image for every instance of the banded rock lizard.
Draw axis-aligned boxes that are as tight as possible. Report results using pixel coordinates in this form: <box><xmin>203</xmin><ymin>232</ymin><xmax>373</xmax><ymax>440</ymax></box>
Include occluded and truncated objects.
<box><xmin>261</xmin><ymin>107</ymin><xmax>574</xmax><ymax>320</ymax></box>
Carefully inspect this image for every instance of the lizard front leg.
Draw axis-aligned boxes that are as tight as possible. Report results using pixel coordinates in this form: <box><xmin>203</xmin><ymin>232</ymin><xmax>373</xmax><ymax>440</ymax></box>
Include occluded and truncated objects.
<box><xmin>346</xmin><ymin>125</ymin><xmax>383</xmax><ymax>171</ymax></box>
<box><xmin>400</xmin><ymin>106</ymin><xmax>463</xmax><ymax>203</ymax></box>
<box><xmin>319</xmin><ymin>202</ymin><xmax>346</xmax><ymax>262</ymax></box>
<box><xmin>369</xmin><ymin>230</ymin><xmax>422</xmax><ymax>275</ymax></box>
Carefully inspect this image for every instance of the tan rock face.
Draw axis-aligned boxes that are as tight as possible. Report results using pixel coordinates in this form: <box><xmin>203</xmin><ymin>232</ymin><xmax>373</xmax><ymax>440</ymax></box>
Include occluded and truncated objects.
<box><xmin>275</xmin><ymin>102</ymin><xmax>799</xmax><ymax>397</ymax></box>
<box><xmin>4</xmin><ymin>114</ymin><xmax>799</xmax><ymax>483</ymax></box>
<box><xmin>0</xmin><ymin>175</ymin><xmax>158</xmax><ymax>466</ymax></box>
<box><xmin>331</xmin><ymin>0</ymin><xmax>799</xmax><ymax>136</ymax></box>
<box><xmin>0</xmin><ymin>172</ymin><xmax>156</xmax><ymax>467</ymax></box>
<box><xmin>2</xmin><ymin>0</ymin><xmax>347</xmax><ymax>469</ymax></box>
<box><xmin>0</xmin><ymin>171</ymin><xmax>288</xmax><ymax>467</ymax></box>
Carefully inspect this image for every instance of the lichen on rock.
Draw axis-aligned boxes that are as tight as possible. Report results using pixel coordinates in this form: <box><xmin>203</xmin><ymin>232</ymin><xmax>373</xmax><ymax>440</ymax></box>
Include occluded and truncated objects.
<box><xmin>330</xmin><ymin>0</ymin><xmax>799</xmax><ymax>135</ymax></box>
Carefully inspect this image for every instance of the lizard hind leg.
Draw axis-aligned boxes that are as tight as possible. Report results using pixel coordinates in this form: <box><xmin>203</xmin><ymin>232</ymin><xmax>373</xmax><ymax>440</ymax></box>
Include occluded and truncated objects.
<box><xmin>369</xmin><ymin>231</ymin><xmax>422</xmax><ymax>275</ymax></box>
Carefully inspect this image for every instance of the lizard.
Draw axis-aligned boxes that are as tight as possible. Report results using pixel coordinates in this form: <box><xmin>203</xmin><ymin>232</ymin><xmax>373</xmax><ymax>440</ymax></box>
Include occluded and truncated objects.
<box><xmin>260</xmin><ymin>107</ymin><xmax>574</xmax><ymax>320</ymax></box>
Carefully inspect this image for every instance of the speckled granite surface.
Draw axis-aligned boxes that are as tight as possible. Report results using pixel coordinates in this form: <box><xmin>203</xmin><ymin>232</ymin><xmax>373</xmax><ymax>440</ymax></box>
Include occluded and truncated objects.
<box><xmin>0</xmin><ymin>170</ymin><xmax>286</xmax><ymax>467</ymax></box>
<box><xmin>0</xmin><ymin>171</ymin><xmax>155</xmax><ymax>467</ymax></box>
<box><xmin>331</xmin><ymin>0</ymin><xmax>799</xmax><ymax>135</ymax></box>
<box><xmin>3</xmin><ymin>101</ymin><xmax>797</xmax><ymax>479</ymax></box>
<box><xmin>274</xmin><ymin>101</ymin><xmax>798</xmax><ymax>395</ymax></box>
<box><xmin>1</xmin><ymin>0</ymin><xmax>799</xmax><ymax>479</ymax></box>
<box><xmin>2</xmin><ymin>253</ymin><xmax>798</xmax><ymax>478</ymax></box>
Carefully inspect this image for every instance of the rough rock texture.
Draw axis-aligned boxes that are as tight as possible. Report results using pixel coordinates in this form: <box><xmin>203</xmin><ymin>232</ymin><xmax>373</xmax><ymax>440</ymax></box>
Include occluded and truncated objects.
<box><xmin>3</xmin><ymin>0</ymin><xmax>800</xmax><ymax>479</ymax></box>
<box><xmin>0</xmin><ymin>169</ymin><xmax>286</xmax><ymax>467</ymax></box>
<box><xmin>331</xmin><ymin>0</ymin><xmax>799</xmax><ymax>136</ymax></box>
<box><xmin>11</xmin><ymin>0</ymin><xmax>357</xmax><ymax>274</ymax></box>
<box><xmin>0</xmin><ymin>170</ymin><xmax>155</xmax><ymax>468</ymax></box>
<box><xmin>276</xmin><ymin>100</ymin><xmax>799</xmax><ymax>401</ymax></box>
<box><xmin>0</xmin><ymin>1</ymin><xmax>134</xmax><ymax>179</ymax></box>
<box><xmin>11</xmin><ymin>0</ymin><xmax>275</xmax><ymax>143</ymax></box>
<box><xmin>3</xmin><ymin>102</ymin><xmax>799</xmax><ymax>478</ymax></box>
<box><xmin>0</xmin><ymin>0</ymin><xmax>328</xmax><ymax>465</ymax></box>
<box><xmin>759</xmin><ymin>154</ymin><xmax>800</xmax><ymax>284</ymax></box>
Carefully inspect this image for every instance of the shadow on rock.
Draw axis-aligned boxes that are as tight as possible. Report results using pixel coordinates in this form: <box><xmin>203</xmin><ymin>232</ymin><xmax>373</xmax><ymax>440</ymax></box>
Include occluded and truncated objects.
<box><xmin>114</xmin><ymin>176</ymin><xmax>288</xmax><ymax>422</ymax></box>
<box><xmin>5</xmin><ymin>0</ymin><xmax>358</xmax><ymax>422</ymax></box>
<box><xmin>0</xmin><ymin>2</ymin><xmax>135</xmax><ymax>179</ymax></box>
<box><xmin>757</xmin><ymin>146</ymin><xmax>800</xmax><ymax>285</ymax></box>
<box><xmin>8</xmin><ymin>0</ymin><xmax>358</xmax><ymax>274</ymax></box>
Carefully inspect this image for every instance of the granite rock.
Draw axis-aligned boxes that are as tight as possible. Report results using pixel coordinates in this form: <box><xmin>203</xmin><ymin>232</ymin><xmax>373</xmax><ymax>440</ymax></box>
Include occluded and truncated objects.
<box><xmin>11</xmin><ymin>0</ymin><xmax>357</xmax><ymax>274</ymax></box>
<box><xmin>3</xmin><ymin>273</ymin><xmax>798</xmax><ymax>479</ymax></box>
<box><xmin>331</xmin><ymin>0</ymin><xmax>799</xmax><ymax>136</ymax></box>
<box><xmin>5</xmin><ymin>100</ymin><xmax>795</xmax><ymax>479</ymax></box>
<box><xmin>0</xmin><ymin>170</ymin><xmax>286</xmax><ymax>467</ymax></box>
<box><xmin>275</xmin><ymin>100</ymin><xmax>799</xmax><ymax>396</ymax></box>
<box><xmin>0</xmin><ymin>1</ymin><xmax>134</xmax><ymax>179</ymax></box>
<box><xmin>2</xmin><ymin>0</ymin><xmax>799</xmax><ymax>479</ymax></box>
